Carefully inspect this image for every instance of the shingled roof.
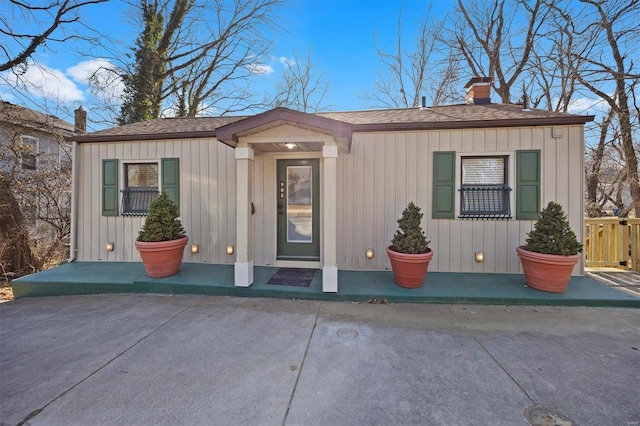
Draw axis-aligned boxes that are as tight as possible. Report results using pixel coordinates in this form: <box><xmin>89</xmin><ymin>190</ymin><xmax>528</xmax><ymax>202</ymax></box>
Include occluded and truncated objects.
<box><xmin>66</xmin><ymin>103</ymin><xmax>594</xmax><ymax>143</ymax></box>
<box><xmin>318</xmin><ymin>103</ymin><xmax>592</xmax><ymax>128</ymax></box>
<box><xmin>1</xmin><ymin>101</ymin><xmax>75</xmax><ymax>135</ymax></box>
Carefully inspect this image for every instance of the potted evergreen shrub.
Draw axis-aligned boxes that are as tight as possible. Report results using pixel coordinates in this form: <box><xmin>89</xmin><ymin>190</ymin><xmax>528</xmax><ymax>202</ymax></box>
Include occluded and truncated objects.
<box><xmin>135</xmin><ymin>191</ymin><xmax>188</xmax><ymax>278</ymax></box>
<box><xmin>386</xmin><ymin>202</ymin><xmax>433</xmax><ymax>288</ymax></box>
<box><xmin>516</xmin><ymin>201</ymin><xmax>583</xmax><ymax>293</ymax></box>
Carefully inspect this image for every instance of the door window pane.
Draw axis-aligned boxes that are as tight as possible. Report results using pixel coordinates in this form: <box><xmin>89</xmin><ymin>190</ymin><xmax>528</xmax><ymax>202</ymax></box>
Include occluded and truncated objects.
<box><xmin>287</xmin><ymin>165</ymin><xmax>312</xmax><ymax>242</ymax></box>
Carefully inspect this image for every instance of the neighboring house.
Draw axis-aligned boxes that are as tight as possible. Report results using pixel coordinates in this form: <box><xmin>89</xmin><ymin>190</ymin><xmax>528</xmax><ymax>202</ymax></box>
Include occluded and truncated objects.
<box><xmin>0</xmin><ymin>101</ymin><xmax>81</xmax><ymax>173</ymax></box>
<box><xmin>0</xmin><ymin>102</ymin><xmax>85</xmax><ymax>267</ymax></box>
<box><xmin>66</xmin><ymin>78</ymin><xmax>594</xmax><ymax>292</ymax></box>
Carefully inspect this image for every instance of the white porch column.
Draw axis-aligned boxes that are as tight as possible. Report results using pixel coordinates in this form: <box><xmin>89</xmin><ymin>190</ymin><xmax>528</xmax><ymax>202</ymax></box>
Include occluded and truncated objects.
<box><xmin>322</xmin><ymin>143</ymin><xmax>338</xmax><ymax>292</ymax></box>
<box><xmin>235</xmin><ymin>144</ymin><xmax>254</xmax><ymax>287</ymax></box>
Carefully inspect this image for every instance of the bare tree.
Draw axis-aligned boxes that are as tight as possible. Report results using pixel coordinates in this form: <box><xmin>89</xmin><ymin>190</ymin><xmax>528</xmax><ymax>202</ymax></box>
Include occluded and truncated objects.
<box><xmin>0</xmin><ymin>0</ymin><xmax>108</xmax><ymax>73</ymax></box>
<box><xmin>364</xmin><ymin>5</ymin><xmax>445</xmax><ymax>108</ymax></box>
<box><xmin>430</xmin><ymin>53</ymin><xmax>463</xmax><ymax>106</ymax></box>
<box><xmin>119</xmin><ymin>0</ymin><xmax>284</xmax><ymax>123</ymax></box>
<box><xmin>443</xmin><ymin>0</ymin><xmax>551</xmax><ymax>104</ymax></box>
<box><xmin>565</xmin><ymin>0</ymin><xmax>640</xmax><ymax>217</ymax></box>
<box><xmin>585</xmin><ymin>111</ymin><xmax>614</xmax><ymax>217</ymax></box>
<box><xmin>0</xmin><ymin>0</ymin><xmax>83</xmax><ymax>278</ymax></box>
<box><xmin>0</xmin><ymin>174</ymin><xmax>38</xmax><ymax>279</ymax></box>
<box><xmin>527</xmin><ymin>4</ymin><xmax>580</xmax><ymax>112</ymax></box>
<box><xmin>272</xmin><ymin>49</ymin><xmax>331</xmax><ymax>113</ymax></box>
<box><xmin>0</xmin><ymin>102</ymin><xmax>73</xmax><ymax>280</ymax></box>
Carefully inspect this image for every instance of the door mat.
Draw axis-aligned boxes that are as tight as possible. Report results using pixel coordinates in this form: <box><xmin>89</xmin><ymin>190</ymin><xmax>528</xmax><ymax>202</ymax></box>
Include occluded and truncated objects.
<box><xmin>266</xmin><ymin>268</ymin><xmax>317</xmax><ymax>287</ymax></box>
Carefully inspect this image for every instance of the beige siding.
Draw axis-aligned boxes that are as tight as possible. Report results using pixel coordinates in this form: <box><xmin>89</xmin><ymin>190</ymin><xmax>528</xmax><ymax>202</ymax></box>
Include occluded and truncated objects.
<box><xmin>77</xmin><ymin>124</ymin><xmax>585</xmax><ymax>275</ymax></box>
<box><xmin>335</xmin><ymin>125</ymin><xmax>585</xmax><ymax>274</ymax></box>
<box><xmin>76</xmin><ymin>138</ymin><xmax>236</xmax><ymax>264</ymax></box>
<box><xmin>252</xmin><ymin>154</ymin><xmax>275</xmax><ymax>265</ymax></box>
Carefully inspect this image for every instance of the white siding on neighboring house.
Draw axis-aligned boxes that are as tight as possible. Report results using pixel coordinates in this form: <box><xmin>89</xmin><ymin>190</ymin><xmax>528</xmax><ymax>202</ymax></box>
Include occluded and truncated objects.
<box><xmin>76</xmin><ymin>138</ymin><xmax>236</xmax><ymax>264</ymax></box>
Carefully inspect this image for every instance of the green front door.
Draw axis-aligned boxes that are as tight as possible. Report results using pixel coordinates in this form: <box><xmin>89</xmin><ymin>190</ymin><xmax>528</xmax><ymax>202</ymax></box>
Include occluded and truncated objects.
<box><xmin>277</xmin><ymin>159</ymin><xmax>320</xmax><ymax>260</ymax></box>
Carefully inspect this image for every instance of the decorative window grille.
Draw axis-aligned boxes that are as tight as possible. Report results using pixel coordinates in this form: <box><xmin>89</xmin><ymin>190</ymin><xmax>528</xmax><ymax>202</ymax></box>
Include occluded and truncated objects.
<box><xmin>459</xmin><ymin>156</ymin><xmax>511</xmax><ymax>220</ymax></box>
<box><xmin>121</xmin><ymin>163</ymin><xmax>158</xmax><ymax>215</ymax></box>
<box><xmin>121</xmin><ymin>188</ymin><xmax>159</xmax><ymax>216</ymax></box>
<box><xmin>459</xmin><ymin>185</ymin><xmax>512</xmax><ymax>219</ymax></box>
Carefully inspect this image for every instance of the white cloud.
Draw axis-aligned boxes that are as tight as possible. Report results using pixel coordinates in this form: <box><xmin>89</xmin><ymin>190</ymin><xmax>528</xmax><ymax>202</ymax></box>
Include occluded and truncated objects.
<box><xmin>567</xmin><ymin>96</ymin><xmax>608</xmax><ymax>115</ymax></box>
<box><xmin>247</xmin><ymin>63</ymin><xmax>274</xmax><ymax>75</ymax></box>
<box><xmin>279</xmin><ymin>56</ymin><xmax>295</xmax><ymax>67</ymax></box>
<box><xmin>67</xmin><ymin>58</ymin><xmax>112</xmax><ymax>83</ymax></box>
<box><xmin>16</xmin><ymin>62</ymin><xmax>84</xmax><ymax>102</ymax></box>
<box><xmin>67</xmin><ymin>58</ymin><xmax>124</xmax><ymax>99</ymax></box>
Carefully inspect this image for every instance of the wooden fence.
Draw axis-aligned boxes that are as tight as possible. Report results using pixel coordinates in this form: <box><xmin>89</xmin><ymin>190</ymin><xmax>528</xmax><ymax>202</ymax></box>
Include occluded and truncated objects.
<box><xmin>584</xmin><ymin>218</ymin><xmax>640</xmax><ymax>272</ymax></box>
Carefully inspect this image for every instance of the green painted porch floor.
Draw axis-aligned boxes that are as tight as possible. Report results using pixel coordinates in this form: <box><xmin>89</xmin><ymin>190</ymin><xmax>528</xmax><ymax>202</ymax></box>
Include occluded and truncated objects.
<box><xmin>11</xmin><ymin>261</ymin><xmax>640</xmax><ymax>307</ymax></box>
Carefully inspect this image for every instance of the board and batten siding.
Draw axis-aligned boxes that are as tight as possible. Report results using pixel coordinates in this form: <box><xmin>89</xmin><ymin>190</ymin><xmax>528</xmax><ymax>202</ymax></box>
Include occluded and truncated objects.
<box><xmin>335</xmin><ymin>125</ymin><xmax>585</xmax><ymax>274</ymax></box>
<box><xmin>77</xmin><ymin>124</ymin><xmax>584</xmax><ymax>275</ymax></box>
<box><xmin>76</xmin><ymin>138</ymin><xmax>236</xmax><ymax>264</ymax></box>
<box><xmin>252</xmin><ymin>153</ymin><xmax>276</xmax><ymax>266</ymax></box>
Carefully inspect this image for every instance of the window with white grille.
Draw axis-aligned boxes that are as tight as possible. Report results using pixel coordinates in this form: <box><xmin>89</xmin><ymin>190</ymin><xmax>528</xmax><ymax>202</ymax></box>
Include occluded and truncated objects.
<box><xmin>121</xmin><ymin>162</ymin><xmax>159</xmax><ymax>215</ymax></box>
<box><xmin>459</xmin><ymin>156</ymin><xmax>511</xmax><ymax>219</ymax></box>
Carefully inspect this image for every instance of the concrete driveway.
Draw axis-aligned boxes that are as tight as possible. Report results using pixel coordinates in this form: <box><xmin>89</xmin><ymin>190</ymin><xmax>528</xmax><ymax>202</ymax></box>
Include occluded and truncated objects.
<box><xmin>1</xmin><ymin>294</ymin><xmax>639</xmax><ymax>426</ymax></box>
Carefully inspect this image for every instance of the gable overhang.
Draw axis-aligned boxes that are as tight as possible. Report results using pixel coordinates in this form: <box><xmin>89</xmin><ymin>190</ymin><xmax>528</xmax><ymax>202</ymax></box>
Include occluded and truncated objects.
<box><xmin>216</xmin><ymin>107</ymin><xmax>353</xmax><ymax>153</ymax></box>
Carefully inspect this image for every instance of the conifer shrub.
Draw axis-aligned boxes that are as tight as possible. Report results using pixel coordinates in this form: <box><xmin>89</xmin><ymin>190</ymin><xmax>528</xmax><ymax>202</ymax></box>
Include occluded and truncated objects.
<box><xmin>524</xmin><ymin>201</ymin><xmax>582</xmax><ymax>256</ymax></box>
<box><xmin>137</xmin><ymin>192</ymin><xmax>185</xmax><ymax>242</ymax></box>
<box><xmin>390</xmin><ymin>202</ymin><xmax>430</xmax><ymax>254</ymax></box>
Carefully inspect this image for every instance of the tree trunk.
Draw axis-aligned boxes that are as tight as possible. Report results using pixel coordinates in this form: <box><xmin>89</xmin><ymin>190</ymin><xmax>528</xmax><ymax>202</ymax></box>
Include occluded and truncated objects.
<box><xmin>585</xmin><ymin>114</ymin><xmax>611</xmax><ymax>217</ymax></box>
<box><xmin>0</xmin><ymin>176</ymin><xmax>38</xmax><ymax>279</ymax></box>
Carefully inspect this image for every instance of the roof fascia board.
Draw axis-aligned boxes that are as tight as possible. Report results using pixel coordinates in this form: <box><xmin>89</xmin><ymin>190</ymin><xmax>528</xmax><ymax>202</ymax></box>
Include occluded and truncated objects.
<box><xmin>67</xmin><ymin>131</ymin><xmax>224</xmax><ymax>145</ymax></box>
<box><xmin>353</xmin><ymin>116</ymin><xmax>595</xmax><ymax>132</ymax></box>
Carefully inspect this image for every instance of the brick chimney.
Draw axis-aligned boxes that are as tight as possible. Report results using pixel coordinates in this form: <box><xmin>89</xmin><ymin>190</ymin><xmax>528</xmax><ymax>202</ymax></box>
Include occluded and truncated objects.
<box><xmin>464</xmin><ymin>77</ymin><xmax>493</xmax><ymax>105</ymax></box>
<box><xmin>74</xmin><ymin>106</ymin><xmax>87</xmax><ymax>133</ymax></box>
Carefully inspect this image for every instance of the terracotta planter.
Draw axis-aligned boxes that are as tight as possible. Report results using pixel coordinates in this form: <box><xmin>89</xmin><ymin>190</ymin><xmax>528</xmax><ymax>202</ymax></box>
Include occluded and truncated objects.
<box><xmin>386</xmin><ymin>247</ymin><xmax>433</xmax><ymax>288</ymax></box>
<box><xmin>135</xmin><ymin>236</ymin><xmax>188</xmax><ymax>278</ymax></box>
<box><xmin>516</xmin><ymin>245</ymin><xmax>580</xmax><ymax>293</ymax></box>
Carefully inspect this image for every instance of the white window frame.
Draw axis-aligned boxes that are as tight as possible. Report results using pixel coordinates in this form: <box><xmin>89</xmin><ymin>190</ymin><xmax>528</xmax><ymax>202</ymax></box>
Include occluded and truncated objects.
<box><xmin>59</xmin><ymin>141</ymin><xmax>73</xmax><ymax>169</ymax></box>
<box><xmin>455</xmin><ymin>151</ymin><xmax>515</xmax><ymax>220</ymax></box>
<box><xmin>120</xmin><ymin>159</ymin><xmax>160</xmax><ymax>216</ymax></box>
<box><xmin>19</xmin><ymin>135</ymin><xmax>39</xmax><ymax>170</ymax></box>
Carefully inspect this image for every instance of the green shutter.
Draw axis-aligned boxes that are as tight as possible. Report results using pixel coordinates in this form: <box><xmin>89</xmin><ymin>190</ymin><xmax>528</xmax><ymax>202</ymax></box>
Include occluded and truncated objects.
<box><xmin>102</xmin><ymin>159</ymin><xmax>118</xmax><ymax>216</ymax></box>
<box><xmin>432</xmin><ymin>151</ymin><xmax>456</xmax><ymax>219</ymax></box>
<box><xmin>161</xmin><ymin>158</ymin><xmax>180</xmax><ymax>206</ymax></box>
<box><xmin>516</xmin><ymin>150</ymin><xmax>540</xmax><ymax>220</ymax></box>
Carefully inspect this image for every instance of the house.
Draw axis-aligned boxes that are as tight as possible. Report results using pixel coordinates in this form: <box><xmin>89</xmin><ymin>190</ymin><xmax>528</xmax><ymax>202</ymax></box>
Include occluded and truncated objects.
<box><xmin>0</xmin><ymin>102</ymin><xmax>83</xmax><ymax>172</ymax></box>
<box><xmin>0</xmin><ymin>102</ymin><xmax>86</xmax><ymax>275</ymax></box>
<box><xmin>66</xmin><ymin>78</ymin><xmax>594</xmax><ymax>292</ymax></box>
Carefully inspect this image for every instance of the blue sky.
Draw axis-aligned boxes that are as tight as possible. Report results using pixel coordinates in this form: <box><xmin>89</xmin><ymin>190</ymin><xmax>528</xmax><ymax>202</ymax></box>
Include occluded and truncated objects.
<box><xmin>272</xmin><ymin>0</ymin><xmax>452</xmax><ymax>110</ymax></box>
<box><xmin>0</xmin><ymin>0</ymin><xmax>459</xmax><ymax>129</ymax></box>
<box><xmin>2</xmin><ymin>0</ymin><xmax>611</xmax><ymax>133</ymax></box>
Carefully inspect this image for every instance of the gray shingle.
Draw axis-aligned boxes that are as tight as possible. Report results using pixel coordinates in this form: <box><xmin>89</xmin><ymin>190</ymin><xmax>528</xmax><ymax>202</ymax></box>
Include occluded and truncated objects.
<box><xmin>68</xmin><ymin>104</ymin><xmax>593</xmax><ymax>142</ymax></box>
